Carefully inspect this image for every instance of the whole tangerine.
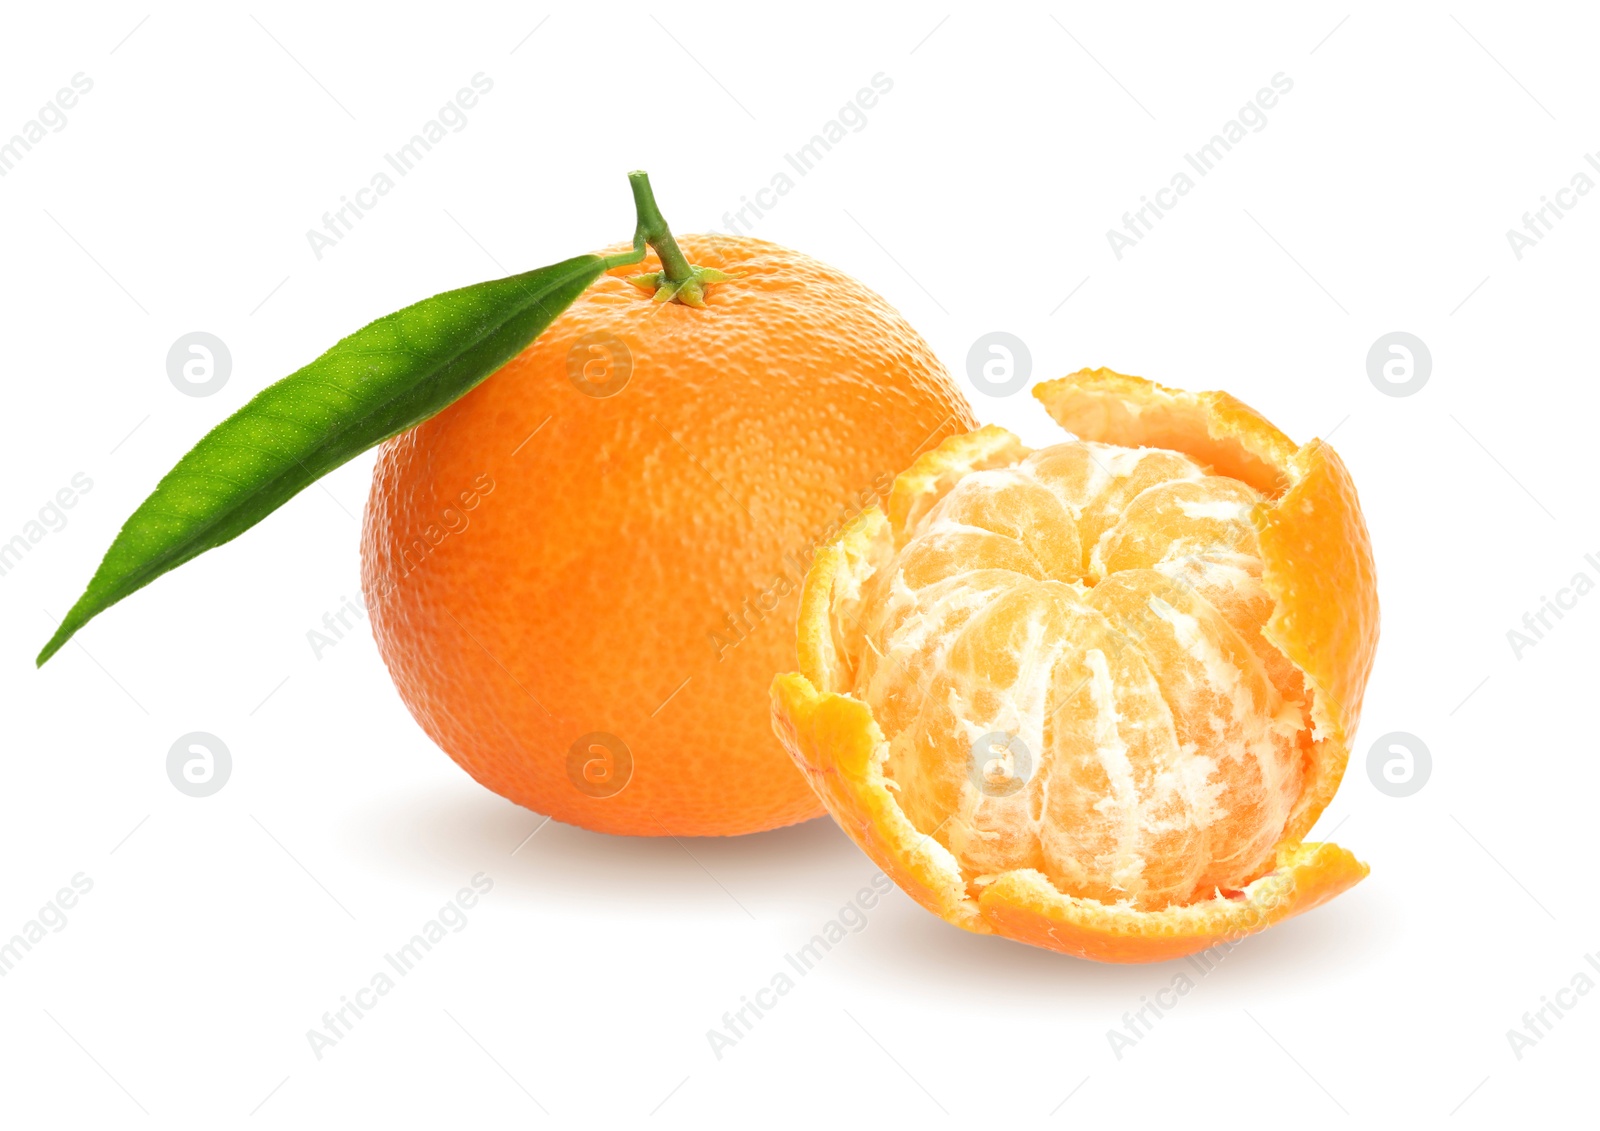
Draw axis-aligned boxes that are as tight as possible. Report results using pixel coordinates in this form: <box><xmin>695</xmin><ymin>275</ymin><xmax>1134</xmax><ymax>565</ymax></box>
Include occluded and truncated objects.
<box><xmin>362</xmin><ymin>232</ymin><xmax>975</xmax><ymax>836</ymax></box>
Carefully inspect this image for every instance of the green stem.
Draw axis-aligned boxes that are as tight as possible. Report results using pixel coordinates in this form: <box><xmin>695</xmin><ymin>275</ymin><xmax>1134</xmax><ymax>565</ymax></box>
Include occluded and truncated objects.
<box><xmin>601</xmin><ymin>171</ymin><xmax>694</xmax><ymax>283</ymax></box>
<box><xmin>600</xmin><ymin>171</ymin><xmax>729</xmax><ymax>308</ymax></box>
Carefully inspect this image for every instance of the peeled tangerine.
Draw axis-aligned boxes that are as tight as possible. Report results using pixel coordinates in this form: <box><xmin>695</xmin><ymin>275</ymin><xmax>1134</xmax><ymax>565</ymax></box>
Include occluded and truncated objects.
<box><xmin>770</xmin><ymin>369</ymin><xmax>1379</xmax><ymax>962</ymax></box>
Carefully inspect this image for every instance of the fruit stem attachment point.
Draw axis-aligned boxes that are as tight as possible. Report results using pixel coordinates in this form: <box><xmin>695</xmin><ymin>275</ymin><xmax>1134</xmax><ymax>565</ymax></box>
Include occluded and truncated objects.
<box><xmin>602</xmin><ymin>170</ymin><xmax>729</xmax><ymax>308</ymax></box>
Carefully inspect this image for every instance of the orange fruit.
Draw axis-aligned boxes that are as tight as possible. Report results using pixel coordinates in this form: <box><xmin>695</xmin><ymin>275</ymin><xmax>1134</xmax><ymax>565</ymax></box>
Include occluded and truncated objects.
<box><xmin>361</xmin><ymin>236</ymin><xmax>976</xmax><ymax>836</ymax></box>
<box><xmin>771</xmin><ymin>368</ymin><xmax>1379</xmax><ymax>961</ymax></box>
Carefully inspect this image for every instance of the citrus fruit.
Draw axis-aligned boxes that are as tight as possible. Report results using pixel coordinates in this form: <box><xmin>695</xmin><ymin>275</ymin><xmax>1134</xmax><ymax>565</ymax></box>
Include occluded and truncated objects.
<box><xmin>361</xmin><ymin>235</ymin><xmax>976</xmax><ymax>836</ymax></box>
<box><xmin>771</xmin><ymin>368</ymin><xmax>1378</xmax><ymax>961</ymax></box>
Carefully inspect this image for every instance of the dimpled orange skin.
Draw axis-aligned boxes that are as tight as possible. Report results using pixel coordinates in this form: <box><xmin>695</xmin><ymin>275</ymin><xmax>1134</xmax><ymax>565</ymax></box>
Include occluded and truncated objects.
<box><xmin>360</xmin><ymin>236</ymin><xmax>976</xmax><ymax>837</ymax></box>
<box><xmin>771</xmin><ymin>369</ymin><xmax>1379</xmax><ymax>962</ymax></box>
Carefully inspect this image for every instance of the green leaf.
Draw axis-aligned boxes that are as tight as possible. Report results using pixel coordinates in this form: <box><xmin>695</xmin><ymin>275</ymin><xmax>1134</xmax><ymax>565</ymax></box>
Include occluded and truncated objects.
<box><xmin>38</xmin><ymin>254</ymin><xmax>609</xmax><ymax>666</ymax></box>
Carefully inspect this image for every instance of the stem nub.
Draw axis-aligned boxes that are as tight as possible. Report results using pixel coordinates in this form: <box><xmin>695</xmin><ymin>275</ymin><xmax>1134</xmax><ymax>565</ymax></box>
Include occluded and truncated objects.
<box><xmin>602</xmin><ymin>171</ymin><xmax>728</xmax><ymax>308</ymax></box>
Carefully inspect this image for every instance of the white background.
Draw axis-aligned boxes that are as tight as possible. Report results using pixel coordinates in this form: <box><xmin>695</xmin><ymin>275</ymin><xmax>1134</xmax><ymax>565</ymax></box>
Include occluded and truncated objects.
<box><xmin>1</xmin><ymin>2</ymin><xmax>1594</xmax><ymax>1127</ymax></box>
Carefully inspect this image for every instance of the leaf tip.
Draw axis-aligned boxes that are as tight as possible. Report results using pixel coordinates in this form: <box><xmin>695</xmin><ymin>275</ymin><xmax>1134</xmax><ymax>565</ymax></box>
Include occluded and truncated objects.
<box><xmin>36</xmin><ymin>636</ymin><xmax>65</xmax><ymax>668</ymax></box>
<box><xmin>37</xmin><ymin>610</ymin><xmax>83</xmax><ymax>667</ymax></box>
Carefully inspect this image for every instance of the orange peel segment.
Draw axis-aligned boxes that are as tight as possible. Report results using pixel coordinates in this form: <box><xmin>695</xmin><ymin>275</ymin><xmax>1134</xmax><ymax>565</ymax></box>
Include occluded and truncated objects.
<box><xmin>771</xmin><ymin>367</ymin><xmax>1380</xmax><ymax>963</ymax></box>
<box><xmin>976</xmin><ymin>841</ymin><xmax>1369</xmax><ymax>964</ymax></box>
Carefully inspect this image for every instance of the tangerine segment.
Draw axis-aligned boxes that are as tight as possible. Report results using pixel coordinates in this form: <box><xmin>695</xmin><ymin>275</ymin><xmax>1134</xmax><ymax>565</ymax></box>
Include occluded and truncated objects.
<box><xmin>771</xmin><ymin>368</ymin><xmax>1378</xmax><ymax>961</ymax></box>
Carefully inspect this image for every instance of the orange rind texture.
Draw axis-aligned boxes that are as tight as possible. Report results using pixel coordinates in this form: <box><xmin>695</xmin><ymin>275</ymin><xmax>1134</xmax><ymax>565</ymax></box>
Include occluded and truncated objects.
<box><xmin>770</xmin><ymin>367</ymin><xmax>1379</xmax><ymax>962</ymax></box>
